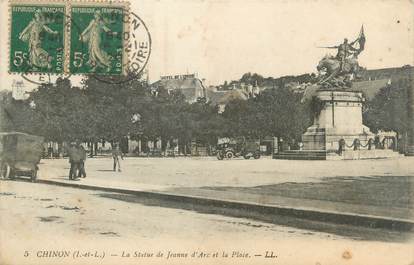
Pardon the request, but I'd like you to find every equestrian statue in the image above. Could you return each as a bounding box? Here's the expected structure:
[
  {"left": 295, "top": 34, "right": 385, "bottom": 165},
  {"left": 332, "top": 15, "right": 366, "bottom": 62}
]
[{"left": 316, "top": 26, "right": 366, "bottom": 88}]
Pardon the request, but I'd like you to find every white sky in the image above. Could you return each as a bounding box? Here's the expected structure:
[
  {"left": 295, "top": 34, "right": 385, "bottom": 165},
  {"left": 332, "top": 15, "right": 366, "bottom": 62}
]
[{"left": 0, "top": 0, "right": 413, "bottom": 90}]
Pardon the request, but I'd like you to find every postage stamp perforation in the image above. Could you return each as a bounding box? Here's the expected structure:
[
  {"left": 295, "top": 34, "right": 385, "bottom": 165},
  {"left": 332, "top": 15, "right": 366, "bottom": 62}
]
[
  {"left": 7, "top": 0, "right": 12, "bottom": 74},
  {"left": 64, "top": 0, "right": 71, "bottom": 74},
  {"left": 69, "top": 0, "right": 130, "bottom": 4}
]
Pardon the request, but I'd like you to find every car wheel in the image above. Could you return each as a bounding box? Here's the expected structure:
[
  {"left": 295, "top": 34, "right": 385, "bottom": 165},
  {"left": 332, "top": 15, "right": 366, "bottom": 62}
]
[
  {"left": 226, "top": 151, "right": 234, "bottom": 159},
  {"left": 2, "top": 163, "right": 15, "bottom": 179},
  {"left": 31, "top": 169, "right": 37, "bottom": 182},
  {"left": 0, "top": 163, "right": 10, "bottom": 179},
  {"left": 217, "top": 152, "right": 224, "bottom": 160}
]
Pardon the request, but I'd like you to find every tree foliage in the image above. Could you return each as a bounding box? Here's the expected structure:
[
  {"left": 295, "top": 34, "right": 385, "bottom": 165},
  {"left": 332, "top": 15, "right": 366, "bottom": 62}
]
[
  {"left": 222, "top": 87, "right": 312, "bottom": 140},
  {"left": 0, "top": 76, "right": 317, "bottom": 147},
  {"left": 363, "top": 79, "right": 410, "bottom": 135}
]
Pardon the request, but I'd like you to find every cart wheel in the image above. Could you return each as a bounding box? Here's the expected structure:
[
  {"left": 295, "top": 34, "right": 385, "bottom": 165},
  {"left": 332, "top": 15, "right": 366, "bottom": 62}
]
[
  {"left": 217, "top": 151, "right": 224, "bottom": 160},
  {"left": 31, "top": 169, "right": 37, "bottom": 182},
  {"left": 243, "top": 154, "right": 251, "bottom": 159},
  {"left": 254, "top": 153, "right": 261, "bottom": 159},
  {"left": 0, "top": 163, "right": 11, "bottom": 179},
  {"left": 225, "top": 151, "right": 234, "bottom": 159}
]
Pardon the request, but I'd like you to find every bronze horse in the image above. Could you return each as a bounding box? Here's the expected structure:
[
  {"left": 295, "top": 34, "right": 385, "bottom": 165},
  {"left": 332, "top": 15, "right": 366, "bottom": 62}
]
[{"left": 316, "top": 55, "right": 359, "bottom": 84}]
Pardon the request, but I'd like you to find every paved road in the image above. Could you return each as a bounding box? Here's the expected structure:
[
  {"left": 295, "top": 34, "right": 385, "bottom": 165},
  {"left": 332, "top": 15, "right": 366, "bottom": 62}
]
[
  {"left": 39, "top": 156, "right": 414, "bottom": 191},
  {"left": 37, "top": 157, "right": 414, "bottom": 230},
  {"left": 1, "top": 180, "right": 413, "bottom": 265}
]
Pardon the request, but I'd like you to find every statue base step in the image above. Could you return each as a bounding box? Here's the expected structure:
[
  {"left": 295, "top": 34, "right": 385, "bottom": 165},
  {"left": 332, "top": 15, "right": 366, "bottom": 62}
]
[
  {"left": 405, "top": 145, "right": 414, "bottom": 156},
  {"left": 273, "top": 149, "right": 402, "bottom": 160},
  {"left": 302, "top": 125, "right": 375, "bottom": 152}
]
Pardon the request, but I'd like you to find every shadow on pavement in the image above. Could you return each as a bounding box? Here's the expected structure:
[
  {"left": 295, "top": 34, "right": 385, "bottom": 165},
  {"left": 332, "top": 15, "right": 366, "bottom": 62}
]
[
  {"left": 200, "top": 175, "right": 414, "bottom": 210},
  {"left": 96, "top": 192, "right": 414, "bottom": 243}
]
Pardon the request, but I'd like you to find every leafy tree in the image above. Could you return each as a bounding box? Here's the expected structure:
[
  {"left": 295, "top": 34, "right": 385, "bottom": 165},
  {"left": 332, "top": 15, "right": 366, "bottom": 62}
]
[
  {"left": 82, "top": 75, "right": 149, "bottom": 143},
  {"left": 363, "top": 79, "right": 409, "bottom": 135},
  {"left": 222, "top": 86, "right": 312, "bottom": 141},
  {"left": 0, "top": 91, "right": 42, "bottom": 134},
  {"left": 26, "top": 78, "right": 91, "bottom": 142},
  {"left": 240, "top": 72, "right": 265, "bottom": 86},
  {"left": 1, "top": 71, "right": 319, "bottom": 155}
]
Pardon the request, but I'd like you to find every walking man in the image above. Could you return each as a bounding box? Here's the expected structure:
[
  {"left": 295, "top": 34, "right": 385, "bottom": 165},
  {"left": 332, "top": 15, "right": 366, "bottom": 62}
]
[
  {"left": 112, "top": 144, "right": 123, "bottom": 172},
  {"left": 68, "top": 143, "right": 76, "bottom": 180},
  {"left": 78, "top": 142, "right": 87, "bottom": 178}
]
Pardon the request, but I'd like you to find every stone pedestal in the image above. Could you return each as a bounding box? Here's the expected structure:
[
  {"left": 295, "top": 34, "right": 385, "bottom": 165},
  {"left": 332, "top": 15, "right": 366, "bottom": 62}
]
[{"left": 302, "top": 90, "right": 374, "bottom": 152}]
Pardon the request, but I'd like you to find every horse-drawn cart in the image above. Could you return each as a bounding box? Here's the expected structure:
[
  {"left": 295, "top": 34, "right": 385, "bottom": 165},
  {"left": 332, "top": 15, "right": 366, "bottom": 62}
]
[{"left": 0, "top": 132, "right": 44, "bottom": 182}]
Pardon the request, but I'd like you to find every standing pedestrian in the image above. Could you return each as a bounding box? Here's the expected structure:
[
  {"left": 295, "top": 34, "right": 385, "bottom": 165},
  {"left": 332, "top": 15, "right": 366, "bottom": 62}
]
[
  {"left": 112, "top": 144, "right": 123, "bottom": 172},
  {"left": 48, "top": 146, "right": 53, "bottom": 159},
  {"left": 68, "top": 142, "right": 82, "bottom": 180},
  {"left": 78, "top": 142, "right": 87, "bottom": 178},
  {"left": 67, "top": 143, "right": 76, "bottom": 180}
]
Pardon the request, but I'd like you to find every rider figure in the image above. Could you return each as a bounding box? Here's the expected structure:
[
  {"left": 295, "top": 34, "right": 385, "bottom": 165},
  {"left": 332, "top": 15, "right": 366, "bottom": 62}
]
[{"left": 326, "top": 38, "right": 358, "bottom": 72}]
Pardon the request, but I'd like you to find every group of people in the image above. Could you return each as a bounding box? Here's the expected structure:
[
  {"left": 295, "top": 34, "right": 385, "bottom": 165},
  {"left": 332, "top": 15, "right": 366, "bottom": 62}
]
[
  {"left": 67, "top": 141, "right": 87, "bottom": 180},
  {"left": 67, "top": 142, "right": 123, "bottom": 180}
]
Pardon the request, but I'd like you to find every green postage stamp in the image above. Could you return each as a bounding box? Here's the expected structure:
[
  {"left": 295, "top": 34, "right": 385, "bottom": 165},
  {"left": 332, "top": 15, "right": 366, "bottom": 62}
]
[
  {"left": 9, "top": 1, "right": 129, "bottom": 75},
  {"left": 9, "top": 2, "right": 66, "bottom": 74},
  {"left": 70, "top": 3, "right": 128, "bottom": 75}
]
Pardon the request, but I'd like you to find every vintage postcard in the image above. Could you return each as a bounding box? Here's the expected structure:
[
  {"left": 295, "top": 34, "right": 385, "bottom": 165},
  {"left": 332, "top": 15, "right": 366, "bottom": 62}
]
[{"left": 0, "top": 0, "right": 413, "bottom": 265}]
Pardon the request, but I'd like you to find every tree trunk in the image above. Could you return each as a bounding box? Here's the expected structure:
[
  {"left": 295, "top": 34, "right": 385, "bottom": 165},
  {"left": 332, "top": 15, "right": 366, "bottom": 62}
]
[
  {"left": 184, "top": 140, "right": 187, "bottom": 156},
  {"left": 94, "top": 142, "right": 98, "bottom": 156},
  {"left": 89, "top": 141, "right": 93, "bottom": 157},
  {"left": 138, "top": 138, "right": 142, "bottom": 155},
  {"left": 57, "top": 142, "right": 63, "bottom": 158}
]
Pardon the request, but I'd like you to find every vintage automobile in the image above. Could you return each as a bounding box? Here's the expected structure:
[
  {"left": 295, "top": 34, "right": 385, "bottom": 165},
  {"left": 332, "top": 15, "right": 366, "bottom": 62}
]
[
  {"left": 0, "top": 132, "right": 44, "bottom": 182},
  {"left": 216, "top": 138, "right": 261, "bottom": 160}
]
